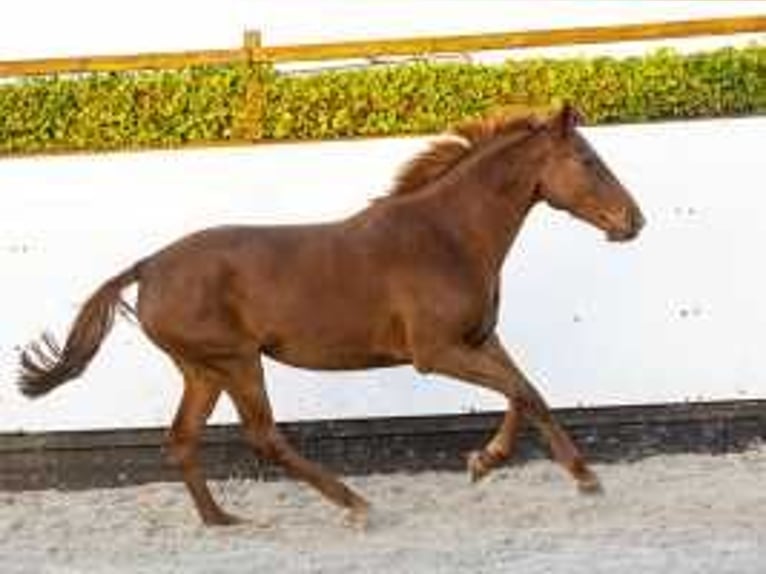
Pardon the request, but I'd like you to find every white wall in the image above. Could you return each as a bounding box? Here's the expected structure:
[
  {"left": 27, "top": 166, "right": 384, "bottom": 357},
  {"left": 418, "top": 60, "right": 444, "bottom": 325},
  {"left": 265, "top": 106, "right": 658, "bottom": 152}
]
[
  {"left": 1, "top": 117, "right": 765, "bottom": 432},
  {"left": 1, "top": 1, "right": 764, "bottom": 59}
]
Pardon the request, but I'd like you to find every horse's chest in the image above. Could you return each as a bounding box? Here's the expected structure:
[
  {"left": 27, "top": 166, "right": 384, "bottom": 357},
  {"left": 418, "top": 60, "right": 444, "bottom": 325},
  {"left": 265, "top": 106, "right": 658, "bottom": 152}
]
[{"left": 463, "top": 282, "right": 501, "bottom": 346}]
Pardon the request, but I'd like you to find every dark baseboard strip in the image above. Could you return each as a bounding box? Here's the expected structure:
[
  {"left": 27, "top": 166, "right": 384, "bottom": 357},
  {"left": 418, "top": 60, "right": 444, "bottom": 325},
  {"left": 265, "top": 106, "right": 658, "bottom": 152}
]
[{"left": 1, "top": 399, "right": 764, "bottom": 491}]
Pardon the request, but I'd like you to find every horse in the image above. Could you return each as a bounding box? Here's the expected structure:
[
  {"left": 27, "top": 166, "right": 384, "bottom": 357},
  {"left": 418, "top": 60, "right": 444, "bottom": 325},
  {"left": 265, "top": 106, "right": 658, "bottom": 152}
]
[{"left": 18, "top": 104, "right": 644, "bottom": 527}]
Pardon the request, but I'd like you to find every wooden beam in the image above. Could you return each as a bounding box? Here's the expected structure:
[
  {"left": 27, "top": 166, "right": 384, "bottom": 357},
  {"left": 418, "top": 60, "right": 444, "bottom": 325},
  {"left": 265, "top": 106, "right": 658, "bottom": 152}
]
[
  {"left": 0, "top": 48, "right": 244, "bottom": 78},
  {"left": 258, "top": 15, "right": 766, "bottom": 63},
  {"left": 0, "top": 15, "right": 764, "bottom": 78}
]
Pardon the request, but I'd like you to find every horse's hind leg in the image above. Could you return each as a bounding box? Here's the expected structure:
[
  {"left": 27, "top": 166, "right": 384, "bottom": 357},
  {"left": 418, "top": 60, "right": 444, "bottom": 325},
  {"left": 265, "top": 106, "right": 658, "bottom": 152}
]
[
  {"left": 167, "top": 362, "right": 240, "bottom": 526},
  {"left": 223, "top": 357, "right": 371, "bottom": 526}
]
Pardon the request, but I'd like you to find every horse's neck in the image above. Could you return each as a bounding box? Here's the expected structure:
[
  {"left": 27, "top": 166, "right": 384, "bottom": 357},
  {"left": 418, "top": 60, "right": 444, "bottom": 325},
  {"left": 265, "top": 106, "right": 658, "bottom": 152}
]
[{"left": 423, "top": 138, "right": 542, "bottom": 275}]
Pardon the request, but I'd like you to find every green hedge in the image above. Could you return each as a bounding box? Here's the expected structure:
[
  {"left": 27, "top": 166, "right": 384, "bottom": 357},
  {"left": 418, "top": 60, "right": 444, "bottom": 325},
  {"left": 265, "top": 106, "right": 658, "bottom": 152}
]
[
  {"left": 0, "top": 45, "right": 763, "bottom": 155},
  {"left": 0, "top": 66, "right": 263, "bottom": 154}
]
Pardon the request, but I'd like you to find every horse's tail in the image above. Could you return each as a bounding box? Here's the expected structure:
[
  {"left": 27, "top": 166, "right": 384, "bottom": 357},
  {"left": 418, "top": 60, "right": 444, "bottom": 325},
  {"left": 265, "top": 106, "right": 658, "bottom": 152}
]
[{"left": 18, "top": 261, "right": 143, "bottom": 399}]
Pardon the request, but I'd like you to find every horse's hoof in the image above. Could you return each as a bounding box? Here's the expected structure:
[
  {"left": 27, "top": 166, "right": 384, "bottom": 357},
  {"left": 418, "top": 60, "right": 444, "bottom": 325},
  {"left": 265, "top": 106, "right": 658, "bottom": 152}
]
[
  {"left": 204, "top": 511, "right": 246, "bottom": 527},
  {"left": 577, "top": 474, "right": 604, "bottom": 496},
  {"left": 344, "top": 502, "right": 371, "bottom": 532},
  {"left": 467, "top": 450, "right": 491, "bottom": 483}
]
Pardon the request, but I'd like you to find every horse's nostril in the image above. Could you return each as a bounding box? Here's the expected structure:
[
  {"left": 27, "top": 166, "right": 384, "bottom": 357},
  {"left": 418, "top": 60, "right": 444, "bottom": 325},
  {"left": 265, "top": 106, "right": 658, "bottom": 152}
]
[
  {"left": 633, "top": 210, "right": 646, "bottom": 232},
  {"left": 627, "top": 208, "right": 645, "bottom": 234},
  {"left": 610, "top": 208, "right": 644, "bottom": 241}
]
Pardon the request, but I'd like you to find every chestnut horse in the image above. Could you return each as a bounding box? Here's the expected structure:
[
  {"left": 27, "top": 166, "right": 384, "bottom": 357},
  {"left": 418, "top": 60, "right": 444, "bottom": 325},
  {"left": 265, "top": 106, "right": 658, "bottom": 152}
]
[{"left": 19, "top": 105, "right": 644, "bottom": 527}]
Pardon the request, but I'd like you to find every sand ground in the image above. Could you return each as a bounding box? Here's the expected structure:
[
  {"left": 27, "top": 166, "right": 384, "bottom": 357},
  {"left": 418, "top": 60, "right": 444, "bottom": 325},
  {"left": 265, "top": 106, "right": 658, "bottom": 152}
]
[{"left": 1, "top": 448, "right": 765, "bottom": 574}]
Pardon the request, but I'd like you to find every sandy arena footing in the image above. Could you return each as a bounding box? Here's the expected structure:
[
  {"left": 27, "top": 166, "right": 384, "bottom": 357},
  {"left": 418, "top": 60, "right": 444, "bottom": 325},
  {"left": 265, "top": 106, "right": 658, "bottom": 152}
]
[{"left": 1, "top": 447, "right": 765, "bottom": 574}]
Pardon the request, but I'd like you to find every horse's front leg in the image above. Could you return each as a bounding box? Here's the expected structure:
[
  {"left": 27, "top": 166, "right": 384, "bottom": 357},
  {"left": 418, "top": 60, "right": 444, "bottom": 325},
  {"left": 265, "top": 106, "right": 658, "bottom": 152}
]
[
  {"left": 467, "top": 402, "right": 520, "bottom": 483},
  {"left": 414, "top": 334, "right": 601, "bottom": 493}
]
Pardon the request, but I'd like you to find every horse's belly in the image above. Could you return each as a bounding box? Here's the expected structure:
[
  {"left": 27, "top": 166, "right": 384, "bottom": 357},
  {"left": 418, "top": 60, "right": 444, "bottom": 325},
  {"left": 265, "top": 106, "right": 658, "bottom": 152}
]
[
  {"left": 263, "top": 343, "right": 407, "bottom": 371},
  {"left": 258, "top": 312, "right": 409, "bottom": 371}
]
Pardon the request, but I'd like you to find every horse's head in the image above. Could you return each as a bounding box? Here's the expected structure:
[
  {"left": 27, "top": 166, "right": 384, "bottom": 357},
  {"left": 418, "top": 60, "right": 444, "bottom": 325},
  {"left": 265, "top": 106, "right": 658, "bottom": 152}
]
[{"left": 536, "top": 104, "right": 644, "bottom": 242}]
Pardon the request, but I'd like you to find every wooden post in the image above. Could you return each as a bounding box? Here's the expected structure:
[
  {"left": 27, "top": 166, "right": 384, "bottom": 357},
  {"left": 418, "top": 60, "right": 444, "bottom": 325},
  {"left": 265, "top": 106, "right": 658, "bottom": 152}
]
[
  {"left": 243, "top": 30, "right": 263, "bottom": 62},
  {"left": 233, "top": 30, "right": 265, "bottom": 142}
]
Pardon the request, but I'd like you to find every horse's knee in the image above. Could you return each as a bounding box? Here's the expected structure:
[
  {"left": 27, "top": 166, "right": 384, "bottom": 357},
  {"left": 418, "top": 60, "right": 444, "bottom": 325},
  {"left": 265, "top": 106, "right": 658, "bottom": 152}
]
[{"left": 514, "top": 393, "right": 552, "bottom": 423}]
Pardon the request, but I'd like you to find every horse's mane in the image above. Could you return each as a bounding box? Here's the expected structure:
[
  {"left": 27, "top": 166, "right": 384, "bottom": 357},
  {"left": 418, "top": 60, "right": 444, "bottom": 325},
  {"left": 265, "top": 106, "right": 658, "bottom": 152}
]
[{"left": 388, "top": 111, "right": 544, "bottom": 197}]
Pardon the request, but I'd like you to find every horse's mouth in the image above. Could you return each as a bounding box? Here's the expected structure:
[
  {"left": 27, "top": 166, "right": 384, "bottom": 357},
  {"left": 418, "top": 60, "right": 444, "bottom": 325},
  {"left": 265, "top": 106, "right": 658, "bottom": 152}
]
[
  {"left": 607, "top": 227, "right": 641, "bottom": 242},
  {"left": 607, "top": 209, "right": 645, "bottom": 242}
]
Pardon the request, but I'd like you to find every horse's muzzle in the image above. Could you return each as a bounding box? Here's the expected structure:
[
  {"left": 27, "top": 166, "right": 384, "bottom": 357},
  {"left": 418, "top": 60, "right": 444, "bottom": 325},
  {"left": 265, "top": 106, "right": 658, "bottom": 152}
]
[{"left": 608, "top": 207, "right": 645, "bottom": 242}]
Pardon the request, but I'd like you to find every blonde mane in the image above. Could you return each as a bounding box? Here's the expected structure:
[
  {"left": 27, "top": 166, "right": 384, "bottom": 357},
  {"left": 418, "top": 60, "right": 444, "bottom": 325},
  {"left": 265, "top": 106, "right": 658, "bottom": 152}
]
[{"left": 388, "top": 112, "right": 544, "bottom": 197}]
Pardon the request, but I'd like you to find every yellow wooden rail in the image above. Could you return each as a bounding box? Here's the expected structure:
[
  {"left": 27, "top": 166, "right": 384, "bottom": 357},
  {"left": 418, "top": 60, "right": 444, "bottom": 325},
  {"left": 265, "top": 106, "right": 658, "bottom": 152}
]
[
  {"left": 261, "top": 15, "right": 766, "bottom": 62},
  {"left": 0, "top": 15, "right": 764, "bottom": 78}
]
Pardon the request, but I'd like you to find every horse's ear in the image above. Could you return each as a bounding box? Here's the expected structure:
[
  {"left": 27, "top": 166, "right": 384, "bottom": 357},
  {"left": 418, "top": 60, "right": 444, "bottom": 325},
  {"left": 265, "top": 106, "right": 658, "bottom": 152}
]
[{"left": 556, "top": 103, "right": 584, "bottom": 138}]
